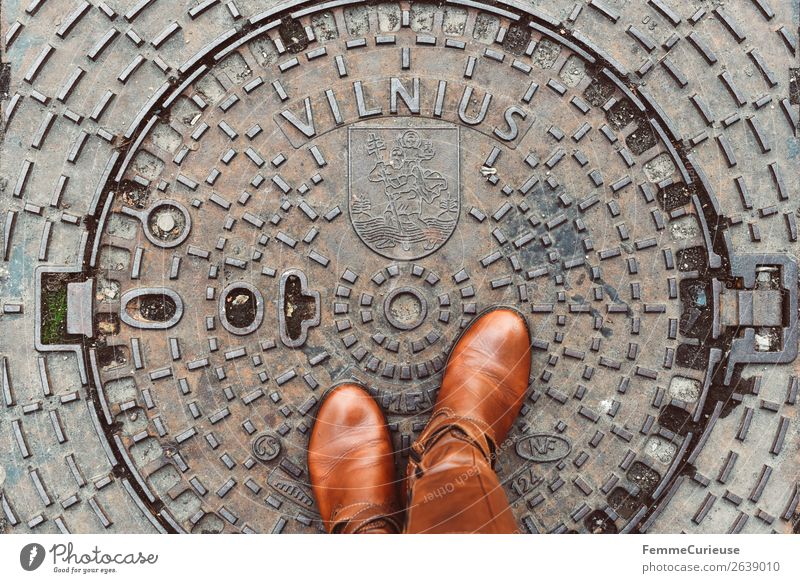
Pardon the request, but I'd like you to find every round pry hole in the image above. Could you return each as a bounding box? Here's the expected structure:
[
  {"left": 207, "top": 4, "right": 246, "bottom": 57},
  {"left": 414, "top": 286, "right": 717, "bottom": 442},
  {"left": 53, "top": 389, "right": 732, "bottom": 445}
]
[
  {"left": 119, "top": 288, "right": 184, "bottom": 330},
  {"left": 219, "top": 282, "right": 264, "bottom": 336},
  {"left": 225, "top": 287, "right": 257, "bottom": 329},
  {"left": 128, "top": 293, "right": 177, "bottom": 323},
  {"left": 144, "top": 201, "right": 190, "bottom": 248}
]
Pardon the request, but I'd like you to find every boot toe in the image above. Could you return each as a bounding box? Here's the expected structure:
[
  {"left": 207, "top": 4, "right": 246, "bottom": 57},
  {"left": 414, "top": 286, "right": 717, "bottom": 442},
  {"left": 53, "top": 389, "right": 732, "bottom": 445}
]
[
  {"left": 474, "top": 308, "right": 531, "bottom": 348},
  {"left": 436, "top": 307, "right": 532, "bottom": 445},
  {"left": 308, "top": 383, "right": 400, "bottom": 532},
  {"left": 315, "top": 384, "right": 382, "bottom": 434}
]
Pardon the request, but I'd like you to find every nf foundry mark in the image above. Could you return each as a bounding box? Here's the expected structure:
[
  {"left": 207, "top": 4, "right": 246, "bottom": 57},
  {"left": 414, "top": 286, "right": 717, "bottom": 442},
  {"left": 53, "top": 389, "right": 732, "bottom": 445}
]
[
  {"left": 349, "top": 127, "right": 460, "bottom": 260},
  {"left": 515, "top": 433, "right": 572, "bottom": 463}
]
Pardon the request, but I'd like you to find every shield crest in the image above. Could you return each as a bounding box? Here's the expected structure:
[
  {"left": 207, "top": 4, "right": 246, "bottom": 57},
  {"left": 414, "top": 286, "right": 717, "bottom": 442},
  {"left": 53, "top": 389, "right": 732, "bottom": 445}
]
[{"left": 348, "top": 125, "right": 460, "bottom": 260}]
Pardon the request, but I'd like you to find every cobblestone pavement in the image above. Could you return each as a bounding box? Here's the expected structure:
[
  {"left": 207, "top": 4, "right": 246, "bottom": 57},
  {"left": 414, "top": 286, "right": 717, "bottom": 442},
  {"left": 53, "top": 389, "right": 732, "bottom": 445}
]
[{"left": 1, "top": 0, "right": 798, "bottom": 534}]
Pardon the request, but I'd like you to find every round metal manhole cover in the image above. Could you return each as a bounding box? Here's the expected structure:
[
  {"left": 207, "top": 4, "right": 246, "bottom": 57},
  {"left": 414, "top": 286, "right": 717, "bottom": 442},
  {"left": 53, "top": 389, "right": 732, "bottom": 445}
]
[{"left": 82, "top": 1, "right": 755, "bottom": 534}]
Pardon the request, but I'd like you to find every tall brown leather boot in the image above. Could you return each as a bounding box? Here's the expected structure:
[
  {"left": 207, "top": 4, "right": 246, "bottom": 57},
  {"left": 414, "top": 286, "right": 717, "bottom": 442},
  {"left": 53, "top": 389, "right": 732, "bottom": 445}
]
[
  {"left": 308, "top": 383, "right": 402, "bottom": 533},
  {"left": 405, "top": 308, "right": 531, "bottom": 533}
]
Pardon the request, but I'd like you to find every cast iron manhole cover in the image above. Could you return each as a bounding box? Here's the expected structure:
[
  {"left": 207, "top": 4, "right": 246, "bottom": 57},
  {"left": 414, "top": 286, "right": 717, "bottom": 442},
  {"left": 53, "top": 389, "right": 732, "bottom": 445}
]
[{"left": 1, "top": 0, "right": 798, "bottom": 535}]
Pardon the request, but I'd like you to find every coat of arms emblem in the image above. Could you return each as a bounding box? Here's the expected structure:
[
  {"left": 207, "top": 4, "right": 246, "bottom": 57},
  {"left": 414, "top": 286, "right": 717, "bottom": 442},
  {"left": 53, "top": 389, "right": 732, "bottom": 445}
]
[{"left": 348, "top": 126, "right": 460, "bottom": 260}]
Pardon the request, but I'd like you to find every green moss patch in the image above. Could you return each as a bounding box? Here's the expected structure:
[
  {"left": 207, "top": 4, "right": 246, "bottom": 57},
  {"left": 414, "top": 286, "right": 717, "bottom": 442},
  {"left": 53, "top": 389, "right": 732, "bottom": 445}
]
[{"left": 41, "top": 286, "right": 69, "bottom": 344}]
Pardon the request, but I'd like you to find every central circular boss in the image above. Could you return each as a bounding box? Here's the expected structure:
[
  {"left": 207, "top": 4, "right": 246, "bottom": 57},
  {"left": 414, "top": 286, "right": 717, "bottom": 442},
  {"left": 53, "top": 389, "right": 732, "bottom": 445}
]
[{"left": 383, "top": 286, "right": 428, "bottom": 331}]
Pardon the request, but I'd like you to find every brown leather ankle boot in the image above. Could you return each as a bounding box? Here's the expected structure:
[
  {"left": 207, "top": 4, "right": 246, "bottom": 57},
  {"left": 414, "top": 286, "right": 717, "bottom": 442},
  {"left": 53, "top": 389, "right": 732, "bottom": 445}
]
[
  {"left": 405, "top": 308, "right": 531, "bottom": 533},
  {"left": 308, "top": 383, "right": 402, "bottom": 533}
]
